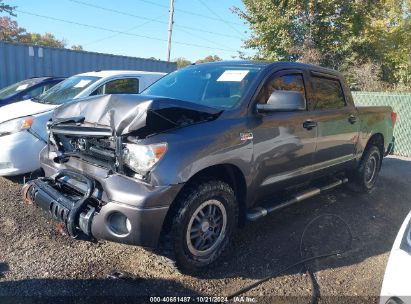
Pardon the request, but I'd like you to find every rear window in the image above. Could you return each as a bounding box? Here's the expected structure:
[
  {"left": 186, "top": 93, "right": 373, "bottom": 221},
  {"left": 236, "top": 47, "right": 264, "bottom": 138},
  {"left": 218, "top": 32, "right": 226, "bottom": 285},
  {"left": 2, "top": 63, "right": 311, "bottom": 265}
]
[{"left": 311, "top": 77, "right": 345, "bottom": 110}]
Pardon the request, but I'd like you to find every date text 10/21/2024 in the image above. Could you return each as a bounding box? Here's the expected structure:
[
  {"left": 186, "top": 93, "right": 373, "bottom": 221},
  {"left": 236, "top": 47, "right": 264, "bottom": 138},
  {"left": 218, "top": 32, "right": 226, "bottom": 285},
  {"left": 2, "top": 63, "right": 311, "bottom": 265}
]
[{"left": 149, "top": 296, "right": 257, "bottom": 303}]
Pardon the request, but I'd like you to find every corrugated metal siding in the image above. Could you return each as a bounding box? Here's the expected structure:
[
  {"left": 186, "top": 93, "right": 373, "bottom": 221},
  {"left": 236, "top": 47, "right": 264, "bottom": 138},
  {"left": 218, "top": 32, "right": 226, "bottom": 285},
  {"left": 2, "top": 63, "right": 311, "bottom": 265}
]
[
  {"left": 352, "top": 92, "right": 411, "bottom": 157},
  {"left": 0, "top": 41, "right": 176, "bottom": 88}
]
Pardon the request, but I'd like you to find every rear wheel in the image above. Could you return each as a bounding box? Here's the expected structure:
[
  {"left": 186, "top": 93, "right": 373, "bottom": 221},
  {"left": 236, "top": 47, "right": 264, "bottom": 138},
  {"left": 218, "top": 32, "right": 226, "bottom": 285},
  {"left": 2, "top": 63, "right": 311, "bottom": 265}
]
[
  {"left": 171, "top": 180, "right": 238, "bottom": 274},
  {"left": 350, "top": 145, "right": 382, "bottom": 193}
]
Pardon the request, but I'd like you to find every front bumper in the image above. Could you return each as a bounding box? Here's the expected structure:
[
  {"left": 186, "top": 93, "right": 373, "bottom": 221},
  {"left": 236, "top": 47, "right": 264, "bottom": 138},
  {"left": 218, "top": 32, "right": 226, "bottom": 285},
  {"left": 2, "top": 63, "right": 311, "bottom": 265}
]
[
  {"left": 23, "top": 167, "right": 183, "bottom": 248},
  {"left": 0, "top": 130, "right": 45, "bottom": 176}
]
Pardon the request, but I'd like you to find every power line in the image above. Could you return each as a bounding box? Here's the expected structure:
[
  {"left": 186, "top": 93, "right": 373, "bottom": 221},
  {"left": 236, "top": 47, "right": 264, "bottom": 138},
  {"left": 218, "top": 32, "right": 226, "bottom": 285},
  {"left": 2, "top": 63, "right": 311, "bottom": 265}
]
[
  {"left": 177, "top": 27, "right": 237, "bottom": 52},
  {"left": 134, "top": 0, "right": 244, "bottom": 26},
  {"left": 84, "top": 15, "right": 166, "bottom": 47},
  {"left": 67, "top": 0, "right": 242, "bottom": 40},
  {"left": 15, "top": 9, "right": 238, "bottom": 54},
  {"left": 197, "top": 0, "right": 245, "bottom": 37}
]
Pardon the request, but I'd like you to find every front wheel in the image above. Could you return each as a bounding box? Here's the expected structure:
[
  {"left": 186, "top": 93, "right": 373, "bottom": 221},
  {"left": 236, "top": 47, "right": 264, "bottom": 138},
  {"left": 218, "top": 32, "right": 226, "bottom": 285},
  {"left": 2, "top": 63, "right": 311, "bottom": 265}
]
[
  {"left": 350, "top": 145, "right": 382, "bottom": 193},
  {"left": 171, "top": 180, "right": 238, "bottom": 274}
]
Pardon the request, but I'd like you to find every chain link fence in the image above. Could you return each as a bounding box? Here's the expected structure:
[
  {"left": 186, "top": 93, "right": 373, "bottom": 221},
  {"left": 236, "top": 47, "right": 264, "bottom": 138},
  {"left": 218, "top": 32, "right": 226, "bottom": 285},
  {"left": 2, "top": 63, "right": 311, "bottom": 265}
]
[{"left": 352, "top": 92, "right": 411, "bottom": 157}]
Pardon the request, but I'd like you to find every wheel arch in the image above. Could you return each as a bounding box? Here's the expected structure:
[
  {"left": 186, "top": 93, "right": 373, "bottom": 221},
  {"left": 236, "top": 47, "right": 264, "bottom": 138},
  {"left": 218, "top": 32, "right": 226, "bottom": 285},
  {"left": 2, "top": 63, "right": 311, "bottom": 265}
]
[
  {"left": 160, "top": 163, "right": 247, "bottom": 241},
  {"left": 365, "top": 133, "right": 384, "bottom": 161}
]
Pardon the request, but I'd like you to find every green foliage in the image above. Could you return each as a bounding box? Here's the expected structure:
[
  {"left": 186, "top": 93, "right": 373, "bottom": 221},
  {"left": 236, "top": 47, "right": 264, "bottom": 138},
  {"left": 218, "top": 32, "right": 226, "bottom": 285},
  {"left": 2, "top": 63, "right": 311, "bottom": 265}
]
[
  {"left": 0, "top": 0, "right": 15, "bottom": 16},
  {"left": 195, "top": 55, "right": 223, "bottom": 64},
  {"left": 27, "top": 32, "right": 66, "bottom": 48},
  {"left": 175, "top": 57, "right": 192, "bottom": 68},
  {"left": 71, "top": 45, "right": 84, "bottom": 51},
  {"left": 174, "top": 56, "right": 223, "bottom": 68},
  {"left": 234, "top": 0, "right": 411, "bottom": 91}
]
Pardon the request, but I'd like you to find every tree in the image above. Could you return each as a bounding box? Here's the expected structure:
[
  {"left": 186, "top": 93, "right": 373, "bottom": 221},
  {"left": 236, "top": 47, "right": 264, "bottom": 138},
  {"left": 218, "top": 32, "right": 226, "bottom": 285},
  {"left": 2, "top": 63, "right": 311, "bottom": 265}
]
[
  {"left": 0, "top": 16, "right": 26, "bottom": 42},
  {"left": 233, "top": 1, "right": 381, "bottom": 66},
  {"left": 0, "top": 16, "right": 82, "bottom": 50},
  {"left": 0, "top": 0, "right": 15, "bottom": 16},
  {"left": 175, "top": 57, "right": 191, "bottom": 68},
  {"left": 71, "top": 45, "right": 84, "bottom": 51},
  {"left": 29, "top": 32, "right": 66, "bottom": 48},
  {"left": 195, "top": 55, "right": 222, "bottom": 64},
  {"left": 234, "top": 0, "right": 411, "bottom": 90}
]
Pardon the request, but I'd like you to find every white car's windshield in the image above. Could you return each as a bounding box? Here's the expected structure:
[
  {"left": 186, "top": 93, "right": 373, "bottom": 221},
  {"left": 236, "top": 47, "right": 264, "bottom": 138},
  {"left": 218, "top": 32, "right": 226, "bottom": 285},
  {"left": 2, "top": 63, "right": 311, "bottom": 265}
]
[
  {"left": 34, "top": 76, "right": 100, "bottom": 105},
  {"left": 141, "top": 65, "right": 261, "bottom": 109}
]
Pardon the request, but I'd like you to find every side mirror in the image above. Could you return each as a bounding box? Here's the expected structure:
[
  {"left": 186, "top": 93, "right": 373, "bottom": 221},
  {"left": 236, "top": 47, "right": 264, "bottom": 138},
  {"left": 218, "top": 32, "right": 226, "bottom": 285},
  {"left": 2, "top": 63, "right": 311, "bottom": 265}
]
[
  {"left": 256, "top": 90, "right": 306, "bottom": 113},
  {"left": 22, "top": 94, "right": 31, "bottom": 100}
]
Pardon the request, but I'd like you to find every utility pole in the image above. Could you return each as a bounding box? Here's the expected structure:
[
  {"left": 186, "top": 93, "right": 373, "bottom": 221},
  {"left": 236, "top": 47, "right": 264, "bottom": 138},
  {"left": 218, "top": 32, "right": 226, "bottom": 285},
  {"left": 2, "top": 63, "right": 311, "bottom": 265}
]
[{"left": 166, "top": 0, "right": 174, "bottom": 62}]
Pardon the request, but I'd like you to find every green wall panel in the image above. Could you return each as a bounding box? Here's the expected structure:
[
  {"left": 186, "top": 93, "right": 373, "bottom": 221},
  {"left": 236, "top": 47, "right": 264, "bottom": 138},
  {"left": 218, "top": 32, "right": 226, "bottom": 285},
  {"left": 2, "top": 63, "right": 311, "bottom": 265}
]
[{"left": 353, "top": 92, "right": 411, "bottom": 157}]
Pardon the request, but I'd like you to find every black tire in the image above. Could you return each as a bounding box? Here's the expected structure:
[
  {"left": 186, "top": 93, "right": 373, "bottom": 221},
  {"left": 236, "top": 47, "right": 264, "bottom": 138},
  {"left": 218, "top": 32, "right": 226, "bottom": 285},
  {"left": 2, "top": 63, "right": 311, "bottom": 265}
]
[
  {"left": 350, "top": 145, "right": 382, "bottom": 193},
  {"left": 171, "top": 180, "right": 238, "bottom": 274}
]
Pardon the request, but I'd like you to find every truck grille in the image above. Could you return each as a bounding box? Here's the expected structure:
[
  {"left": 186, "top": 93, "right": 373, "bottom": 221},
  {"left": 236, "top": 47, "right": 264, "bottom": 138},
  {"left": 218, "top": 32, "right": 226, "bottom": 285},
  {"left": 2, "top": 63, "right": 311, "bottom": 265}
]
[
  {"left": 72, "top": 137, "right": 116, "bottom": 163},
  {"left": 51, "top": 125, "right": 117, "bottom": 170}
]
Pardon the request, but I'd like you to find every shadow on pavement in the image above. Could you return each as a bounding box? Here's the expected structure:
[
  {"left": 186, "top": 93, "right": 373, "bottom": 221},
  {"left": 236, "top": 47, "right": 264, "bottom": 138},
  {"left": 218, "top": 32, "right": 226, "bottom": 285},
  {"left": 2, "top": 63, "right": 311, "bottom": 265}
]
[{"left": 192, "top": 157, "right": 411, "bottom": 280}]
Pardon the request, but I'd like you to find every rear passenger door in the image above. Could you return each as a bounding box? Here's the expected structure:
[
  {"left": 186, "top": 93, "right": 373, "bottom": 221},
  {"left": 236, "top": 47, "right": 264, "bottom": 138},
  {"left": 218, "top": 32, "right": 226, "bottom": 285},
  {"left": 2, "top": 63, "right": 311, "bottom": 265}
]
[{"left": 308, "top": 72, "right": 359, "bottom": 169}]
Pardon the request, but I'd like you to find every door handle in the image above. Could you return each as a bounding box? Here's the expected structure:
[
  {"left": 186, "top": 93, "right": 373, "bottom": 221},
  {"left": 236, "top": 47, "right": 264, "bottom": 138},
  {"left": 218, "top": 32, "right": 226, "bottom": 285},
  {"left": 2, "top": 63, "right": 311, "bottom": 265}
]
[
  {"left": 348, "top": 115, "right": 357, "bottom": 124},
  {"left": 303, "top": 120, "right": 317, "bottom": 130}
]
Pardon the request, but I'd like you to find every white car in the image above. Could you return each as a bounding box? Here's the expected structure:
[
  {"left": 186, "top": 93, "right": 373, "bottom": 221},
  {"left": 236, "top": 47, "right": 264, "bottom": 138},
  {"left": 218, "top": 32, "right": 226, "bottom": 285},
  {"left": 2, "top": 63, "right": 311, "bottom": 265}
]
[
  {"left": 0, "top": 70, "right": 165, "bottom": 176},
  {"left": 380, "top": 210, "right": 411, "bottom": 304}
]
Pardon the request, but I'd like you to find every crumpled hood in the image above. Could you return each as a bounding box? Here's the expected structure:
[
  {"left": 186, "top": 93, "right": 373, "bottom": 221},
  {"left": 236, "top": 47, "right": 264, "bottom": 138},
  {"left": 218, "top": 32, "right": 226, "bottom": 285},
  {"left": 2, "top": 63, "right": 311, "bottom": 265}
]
[
  {"left": 0, "top": 99, "right": 57, "bottom": 123},
  {"left": 52, "top": 94, "right": 222, "bottom": 136}
]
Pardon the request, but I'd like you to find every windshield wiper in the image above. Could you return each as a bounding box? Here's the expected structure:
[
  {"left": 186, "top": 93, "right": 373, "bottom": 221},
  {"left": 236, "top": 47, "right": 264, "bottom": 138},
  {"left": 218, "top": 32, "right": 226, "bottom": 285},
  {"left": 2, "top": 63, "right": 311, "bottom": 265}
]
[{"left": 31, "top": 96, "right": 45, "bottom": 103}]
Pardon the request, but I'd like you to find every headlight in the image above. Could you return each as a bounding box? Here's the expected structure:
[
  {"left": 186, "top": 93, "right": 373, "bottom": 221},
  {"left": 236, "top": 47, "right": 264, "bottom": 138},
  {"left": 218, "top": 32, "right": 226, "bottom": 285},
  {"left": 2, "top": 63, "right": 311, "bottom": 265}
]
[
  {"left": 400, "top": 217, "right": 411, "bottom": 254},
  {"left": 0, "top": 116, "right": 34, "bottom": 136},
  {"left": 122, "top": 143, "right": 167, "bottom": 175}
]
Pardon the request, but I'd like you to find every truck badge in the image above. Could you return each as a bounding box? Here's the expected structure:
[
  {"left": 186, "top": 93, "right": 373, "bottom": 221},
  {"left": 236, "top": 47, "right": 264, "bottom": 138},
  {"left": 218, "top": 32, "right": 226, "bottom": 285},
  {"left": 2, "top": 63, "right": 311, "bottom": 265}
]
[{"left": 240, "top": 132, "right": 253, "bottom": 141}]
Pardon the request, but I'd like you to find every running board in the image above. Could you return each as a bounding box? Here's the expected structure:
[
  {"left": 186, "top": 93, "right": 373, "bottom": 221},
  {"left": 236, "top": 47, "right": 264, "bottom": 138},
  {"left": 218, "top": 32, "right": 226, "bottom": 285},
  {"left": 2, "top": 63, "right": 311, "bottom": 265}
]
[{"left": 246, "top": 178, "right": 348, "bottom": 221}]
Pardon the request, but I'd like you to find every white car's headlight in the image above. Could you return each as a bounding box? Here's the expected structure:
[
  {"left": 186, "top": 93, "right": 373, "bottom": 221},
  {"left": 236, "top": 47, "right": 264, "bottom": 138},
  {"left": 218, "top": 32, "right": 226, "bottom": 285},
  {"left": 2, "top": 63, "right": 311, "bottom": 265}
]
[
  {"left": 122, "top": 143, "right": 167, "bottom": 175},
  {"left": 0, "top": 116, "right": 34, "bottom": 136}
]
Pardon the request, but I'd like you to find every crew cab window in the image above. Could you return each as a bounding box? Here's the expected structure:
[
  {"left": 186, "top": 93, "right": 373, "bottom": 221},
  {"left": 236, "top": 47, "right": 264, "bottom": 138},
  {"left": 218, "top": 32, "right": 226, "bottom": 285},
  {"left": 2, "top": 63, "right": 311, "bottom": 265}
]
[
  {"left": 311, "top": 77, "right": 345, "bottom": 110},
  {"left": 92, "top": 78, "right": 139, "bottom": 95},
  {"left": 258, "top": 74, "right": 306, "bottom": 104}
]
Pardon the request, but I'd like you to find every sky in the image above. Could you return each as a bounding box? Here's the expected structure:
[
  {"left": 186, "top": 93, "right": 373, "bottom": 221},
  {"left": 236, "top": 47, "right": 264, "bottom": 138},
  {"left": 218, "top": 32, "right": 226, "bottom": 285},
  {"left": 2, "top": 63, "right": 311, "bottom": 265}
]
[{"left": 4, "top": 0, "right": 254, "bottom": 62}]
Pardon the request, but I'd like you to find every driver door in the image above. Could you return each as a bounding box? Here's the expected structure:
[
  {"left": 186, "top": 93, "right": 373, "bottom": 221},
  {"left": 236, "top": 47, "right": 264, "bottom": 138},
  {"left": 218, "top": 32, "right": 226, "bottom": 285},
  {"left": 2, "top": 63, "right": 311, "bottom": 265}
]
[{"left": 251, "top": 69, "right": 317, "bottom": 197}]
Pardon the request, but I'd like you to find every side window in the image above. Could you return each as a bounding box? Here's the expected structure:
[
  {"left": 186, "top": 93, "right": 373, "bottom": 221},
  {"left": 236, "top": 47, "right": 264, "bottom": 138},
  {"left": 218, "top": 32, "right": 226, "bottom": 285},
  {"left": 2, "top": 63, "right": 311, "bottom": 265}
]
[
  {"left": 92, "top": 78, "right": 140, "bottom": 96},
  {"left": 258, "top": 74, "right": 306, "bottom": 104},
  {"left": 311, "top": 77, "right": 345, "bottom": 110}
]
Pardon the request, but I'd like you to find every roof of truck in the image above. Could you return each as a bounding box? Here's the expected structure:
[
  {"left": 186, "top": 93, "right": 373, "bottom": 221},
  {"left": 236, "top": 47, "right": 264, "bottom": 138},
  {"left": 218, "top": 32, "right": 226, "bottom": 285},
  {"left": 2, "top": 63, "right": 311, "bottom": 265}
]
[
  {"left": 195, "top": 60, "right": 341, "bottom": 77},
  {"left": 77, "top": 70, "right": 167, "bottom": 78}
]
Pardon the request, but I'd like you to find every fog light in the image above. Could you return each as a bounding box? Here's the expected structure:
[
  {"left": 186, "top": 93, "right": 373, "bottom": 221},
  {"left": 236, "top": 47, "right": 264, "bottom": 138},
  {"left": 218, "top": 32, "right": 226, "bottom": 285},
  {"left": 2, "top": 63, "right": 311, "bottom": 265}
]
[{"left": 107, "top": 212, "right": 131, "bottom": 236}]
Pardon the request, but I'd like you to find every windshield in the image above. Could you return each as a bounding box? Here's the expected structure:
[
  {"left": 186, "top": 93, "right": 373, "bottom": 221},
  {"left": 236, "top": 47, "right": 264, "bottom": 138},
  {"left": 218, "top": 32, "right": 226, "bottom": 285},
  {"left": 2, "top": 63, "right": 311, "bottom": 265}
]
[
  {"left": 0, "top": 79, "right": 39, "bottom": 99},
  {"left": 35, "top": 75, "right": 100, "bottom": 105},
  {"left": 141, "top": 65, "right": 261, "bottom": 109}
]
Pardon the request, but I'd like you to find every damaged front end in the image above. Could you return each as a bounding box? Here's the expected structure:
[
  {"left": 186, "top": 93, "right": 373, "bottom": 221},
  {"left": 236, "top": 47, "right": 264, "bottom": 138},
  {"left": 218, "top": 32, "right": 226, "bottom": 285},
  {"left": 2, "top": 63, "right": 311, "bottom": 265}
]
[
  {"left": 22, "top": 94, "right": 221, "bottom": 241},
  {"left": 48, "top": 94, "right": 221, "bottom": 178}
]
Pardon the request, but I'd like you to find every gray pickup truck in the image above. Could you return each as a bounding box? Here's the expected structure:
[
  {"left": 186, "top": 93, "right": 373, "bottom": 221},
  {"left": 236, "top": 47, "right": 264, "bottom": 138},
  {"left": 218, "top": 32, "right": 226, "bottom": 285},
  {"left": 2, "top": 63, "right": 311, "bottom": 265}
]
[{"left": 23, "top": 61, "right": 396, "bottom": 273}]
